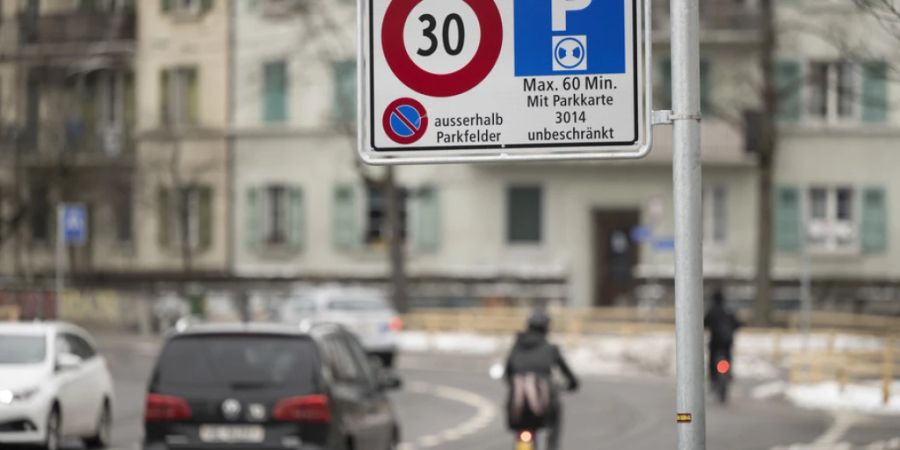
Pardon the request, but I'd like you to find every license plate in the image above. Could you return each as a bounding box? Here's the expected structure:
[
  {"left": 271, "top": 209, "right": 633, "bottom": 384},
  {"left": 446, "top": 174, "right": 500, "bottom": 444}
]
[
  {"left": 199, "top": 425, "right": 265, "bottom": 443},
  {"left": 516, "top": 441, "right": 535, "bottom": 450}
]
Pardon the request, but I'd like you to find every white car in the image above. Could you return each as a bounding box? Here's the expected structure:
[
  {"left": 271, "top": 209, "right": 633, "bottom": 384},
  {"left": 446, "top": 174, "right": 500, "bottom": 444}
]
[
  {"left": 0, "top": 322, "right": 114, "bottom": 450},
  {"left": 279, "top": 286, "right": 402, "bottom": 367}
]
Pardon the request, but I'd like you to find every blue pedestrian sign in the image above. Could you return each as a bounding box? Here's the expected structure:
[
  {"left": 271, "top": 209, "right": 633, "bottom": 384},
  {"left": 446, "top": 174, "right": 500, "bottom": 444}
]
[{"left": 62, "top": 204, "right": 87, "bottom": 246}]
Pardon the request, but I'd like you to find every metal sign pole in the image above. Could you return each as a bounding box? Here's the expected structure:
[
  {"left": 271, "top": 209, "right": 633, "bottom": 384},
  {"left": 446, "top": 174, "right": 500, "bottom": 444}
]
[
  {"left": 670, "top": 0, "right": 706, "bottom": 447},
  {"left": 53, "top": 204, "right": 64, "bottom": 321}
]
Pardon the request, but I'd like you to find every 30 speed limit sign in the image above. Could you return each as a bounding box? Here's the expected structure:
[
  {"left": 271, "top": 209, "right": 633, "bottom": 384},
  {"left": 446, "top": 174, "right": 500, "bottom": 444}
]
[{"left": 358, "top": 0, "right": 652, "bottom": 164}]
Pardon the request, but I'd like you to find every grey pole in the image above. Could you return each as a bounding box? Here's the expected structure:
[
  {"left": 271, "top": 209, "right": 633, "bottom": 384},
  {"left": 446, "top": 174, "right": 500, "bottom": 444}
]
[
  {"left": 801, "top": 218, "right": 812, "bottom": 350},
  {"left": 670, "top": 0, "right": 706, "bottom": 447},
  {"left": 53, "top": 204, "right": 64, "bottom": 321}
]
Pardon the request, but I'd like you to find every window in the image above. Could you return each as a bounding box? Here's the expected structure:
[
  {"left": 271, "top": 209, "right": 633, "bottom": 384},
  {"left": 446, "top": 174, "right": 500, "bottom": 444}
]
[
  {"left": 30, "top": 185, "right": 50, "bottom": 244},
  {"left": 160, "top": 67, "right": 198, "bottom": 127},
  {"left": 264, "top": 185, "right": 288, "bottom": 245},
  {"left": 704, "top": 185, "right": 727, "bottom": 244},
  {"left": 263, "top": 60, "right": 288, "bottom": 123},
  {"left": 0, "top": 334, "right": 46, "bottom": 364},
  {"left": 162, "top": 0, "right": 210, "bottom": 16},
  {"left": 805, "top": 61, "right": 858, "bottom": 123},
  {"left": 806, "top": 186, "right": 857, "bottom": 252},
  {"left": 334, "top": 61, "right": 357, "bottom": 124},
  {"left": 63, "top": 334, "right": 97, "bottom": 360},
  {"left": 322, "top": 336, "right": 363, "bottom": 383},
  {"left": 507, "top": 185, "right": 542, "bottom": 243},
  {"left": 115, "top": 185, "right": 133, "bottom": 244},
  {"left": 365, "top": 184, "right": 408, "bottom": 246},
  {"left": 159, "top": 185, "right": 212, "bottom": 252}
]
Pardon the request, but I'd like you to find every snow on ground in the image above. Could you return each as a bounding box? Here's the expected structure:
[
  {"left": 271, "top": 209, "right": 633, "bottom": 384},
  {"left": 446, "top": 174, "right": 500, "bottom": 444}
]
[{"left": 784, "top": 382, "right": 900, "bottom": 416}]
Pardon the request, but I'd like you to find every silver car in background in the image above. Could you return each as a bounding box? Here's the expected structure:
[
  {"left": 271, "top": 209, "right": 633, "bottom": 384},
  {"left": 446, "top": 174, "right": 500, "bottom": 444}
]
[{"left": 279, "top": 286, "right": 402, "bottom": 367}]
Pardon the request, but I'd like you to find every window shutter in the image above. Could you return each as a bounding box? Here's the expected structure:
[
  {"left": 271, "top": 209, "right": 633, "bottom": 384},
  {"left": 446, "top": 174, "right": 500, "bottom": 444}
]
[
  {"left": 333, "top": 184, "right": 358, "bottom": 250},
  {"left": 333, "top": 61, "right": 357, "bottom": 124},
  {"left": 657, "top": 57, "right": 672, "bottom": 110},
  {"left": 775, "top": 60, "right": 802, "bottom": 122},
  {"left": 775, "top": 186, "right": 801, "bottom": 252},
  {"left": 198, "top": 187, "right": 213, "bottom": 252},
  {"left": 861, "top": 188, "right": 888, "bottom": 254},
  {"left": 160, "top": 70, "right": 170, "bottom": 126},
  {"left": 415, "top": 187, "right": 441, "bottom": 252},
  {"left": 186, "top": 69, "right": 199, "bottom": 125},
  {"left": 288, "top": 187, "right": 305, "bottom": 252},
  {"left": 862, "top": 61, "right": 888, "bottom": 123},
  {"left": 245, "top": 187, "right": 261, "bottom": 251},
  {"left": 263, "top": 61, "right": 288, "bottom": 123},
  {"left": 162, "top": 0, "right": 173, "bottom": 12},
  {"left": 158, "top": 188, "right": 171, "bottom": 249},
  {"left": 201, "top": 0, "right": 213, "bottom": 13},
  {"left": 700, "top": 58, "right": 711, "bottom": 115}
]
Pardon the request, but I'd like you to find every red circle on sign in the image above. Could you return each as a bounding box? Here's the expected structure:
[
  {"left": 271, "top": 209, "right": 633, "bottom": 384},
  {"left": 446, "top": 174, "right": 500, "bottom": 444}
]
[
  {"left": 382, "top": 0, "right": 503, "bottom": 98},
  {"left": 383, "top": 98, "right": 429, "bottom": 144}
]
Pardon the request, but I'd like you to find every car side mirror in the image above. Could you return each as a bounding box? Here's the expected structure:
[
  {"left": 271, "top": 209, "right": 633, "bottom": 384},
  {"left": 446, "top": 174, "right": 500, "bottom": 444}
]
[
  {"left": 56, "top": 353, "right": 82, "bottom": 372},
  {"left": 368, "top": 355, "right": 403, "bottom": 391}
]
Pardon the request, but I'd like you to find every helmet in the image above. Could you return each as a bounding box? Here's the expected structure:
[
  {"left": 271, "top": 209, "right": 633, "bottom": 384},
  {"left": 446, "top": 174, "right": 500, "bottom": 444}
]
[{"left": 526, "top": 309, "right": 551, "bottom": 333}]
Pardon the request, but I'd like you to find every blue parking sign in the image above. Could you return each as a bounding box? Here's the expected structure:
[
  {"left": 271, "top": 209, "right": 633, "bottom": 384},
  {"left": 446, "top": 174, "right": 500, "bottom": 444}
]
[
  {"left": 62, "top": 204, "right": 87, "bottom": 246},
  {"left": 514, "top": 0, "right": 627, "bottom": 77}
]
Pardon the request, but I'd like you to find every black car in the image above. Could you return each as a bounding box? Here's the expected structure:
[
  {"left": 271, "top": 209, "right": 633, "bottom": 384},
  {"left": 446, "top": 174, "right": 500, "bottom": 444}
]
[{"left": 143, "top": 323, "right": 401, "bottom": 450}]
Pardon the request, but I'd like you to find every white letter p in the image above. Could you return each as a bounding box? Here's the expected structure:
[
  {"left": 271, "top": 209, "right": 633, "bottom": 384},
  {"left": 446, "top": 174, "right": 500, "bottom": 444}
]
[{"left": 552, "top": 0, "right": 592, "bottom": 32}]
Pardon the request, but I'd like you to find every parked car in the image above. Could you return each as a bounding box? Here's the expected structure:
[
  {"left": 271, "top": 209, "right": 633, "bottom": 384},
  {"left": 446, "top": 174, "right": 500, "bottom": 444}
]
[
  {"left": 144, "top": 322, "right": 401, "bottom": 450},
  {"left": 279, "top": 287, "right": 402, "bottom": 367},
  {"left": 0, "top": 322, "right": 114, "bottom": 450}
]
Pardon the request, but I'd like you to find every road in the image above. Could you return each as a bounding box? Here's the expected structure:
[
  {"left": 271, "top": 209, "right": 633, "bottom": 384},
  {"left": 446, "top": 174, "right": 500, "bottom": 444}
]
[{"left": 40, "top": 335, "right": 900, "bottom": 450}]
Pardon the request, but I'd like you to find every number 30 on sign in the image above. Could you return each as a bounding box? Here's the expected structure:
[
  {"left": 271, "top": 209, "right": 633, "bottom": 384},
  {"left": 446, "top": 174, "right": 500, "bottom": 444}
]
[{"left": 358, "top": 0, "right": 653, "bottom": 165}]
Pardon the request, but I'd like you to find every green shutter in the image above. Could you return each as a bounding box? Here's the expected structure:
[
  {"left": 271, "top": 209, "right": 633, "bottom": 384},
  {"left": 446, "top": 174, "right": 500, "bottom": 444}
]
[
  {"left": 658, "top": 57, "right": 672, "bottom": 110},
  {"left": 245, "top": 187, "right": 261, "bottom": 251},
  {"left": 333, "top": 61, "right": 357, "bottom": 124},
  {"left": 415, "top": 187, "right": 440, "bottom": 252},
  {"left": 162, "top": 0, "right": 173, "bottom": 12},
  {"left": 700, "top": 58, "right": 711, "bottom": 115},
  {"left": 333, "top": 184, "right": 358, "bottom": 250},
  {"left": 160, "top": 70, "right": 170, "bottom": 126},
  {"left": 158, "top": 188, "right": 171, "bottom": 248},
  {"left": 862, "top": 61, "right": 888, "bottom": 123},
  {"left": 861, "top": 188, "right": 888, "bottom": 254},
  {"left": 201, "top": 0, "right": 213, "bottom": 13},
  {"left": 775, "top": 60, "right": 802, "bottom": 122},
  {"left": 263, "top": 61, "right": 288, "bottom": 123},
  {"left": 288, "top": 187, "right": 305, "bottom": 252},
  {"left": 186, "top": 68, "right": 199, "bottom": 125},
  {"left": 775, "top": 186, "right": 801, "bottom": 252},
  {"left": 198, "top": 187, "right": 213, "bottom": 252}
]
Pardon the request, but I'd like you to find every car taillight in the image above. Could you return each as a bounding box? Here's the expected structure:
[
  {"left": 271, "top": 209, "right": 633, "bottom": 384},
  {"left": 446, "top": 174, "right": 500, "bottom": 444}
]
[
  {"left": 389, "top": 317, "right": 403, "bottom": 332},
  {"left": 716, "top": 360, "right": 731, "bottom": 375},
  {"left": 145, "top": 394, "right": 192, "bottom": 422},
  {"left": 272, "top": 395, "right": 332, "bottom": 423},
  {"left": 519, "top": 430, "right": 534, "bottom": 443}
]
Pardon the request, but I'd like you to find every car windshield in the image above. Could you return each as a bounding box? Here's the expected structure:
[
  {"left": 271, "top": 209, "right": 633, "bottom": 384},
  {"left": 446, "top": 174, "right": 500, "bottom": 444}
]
[
  {"left": 0, "top": 334, "right": 47, "bottom": 364},
  {"left": 328, "top": 298, "right": 389, "bottom": 312},
  {"left": 156, "top": 335, "right": 319, "bottom": 390}
]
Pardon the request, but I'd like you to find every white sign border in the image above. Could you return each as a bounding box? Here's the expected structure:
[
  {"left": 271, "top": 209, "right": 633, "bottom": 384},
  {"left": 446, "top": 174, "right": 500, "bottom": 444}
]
[{"left": 357, "top": 0, "right": 654, "bottom": 165}]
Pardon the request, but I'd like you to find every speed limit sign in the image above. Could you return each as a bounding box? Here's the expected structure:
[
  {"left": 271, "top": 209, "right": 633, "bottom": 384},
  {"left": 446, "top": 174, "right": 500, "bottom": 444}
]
[{"left": 359, "top": 0, "right": 653, "bottom": 165}]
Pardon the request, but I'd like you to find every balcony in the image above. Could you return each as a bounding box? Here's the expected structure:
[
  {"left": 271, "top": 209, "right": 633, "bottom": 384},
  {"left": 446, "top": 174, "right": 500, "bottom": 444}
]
[
  {"left": 18, "top": 11, "right": 136, "bottom": 53},
  {"left": 652, "top": 0, "right": 761, "bottom": 43},
  {"left": 15, "top": 121, "right": 135, "bottom": 166}
]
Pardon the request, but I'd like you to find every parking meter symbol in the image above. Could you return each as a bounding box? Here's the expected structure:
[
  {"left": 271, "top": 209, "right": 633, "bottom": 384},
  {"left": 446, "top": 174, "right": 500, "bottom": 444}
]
[{"left": 553, "top": 35, "right": 587, "bottom": 71}]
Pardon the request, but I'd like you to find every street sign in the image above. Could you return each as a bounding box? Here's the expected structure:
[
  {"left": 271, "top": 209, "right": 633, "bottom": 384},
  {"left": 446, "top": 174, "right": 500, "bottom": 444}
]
[
  {"left": 61, "top": 204, "right": 87, "bottom": 246},
  {"left": 359, "top": 0, "right": 652, "bottom": 164}
]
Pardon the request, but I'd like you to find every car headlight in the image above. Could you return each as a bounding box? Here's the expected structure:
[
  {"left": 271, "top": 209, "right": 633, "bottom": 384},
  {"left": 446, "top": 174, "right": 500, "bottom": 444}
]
[{"left": 0, "top": 388, "right": 39, "bottom": 405}]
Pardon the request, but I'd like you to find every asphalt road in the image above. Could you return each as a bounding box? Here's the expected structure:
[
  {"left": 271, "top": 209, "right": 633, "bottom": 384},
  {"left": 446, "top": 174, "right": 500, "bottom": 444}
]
[{"left": 34, "top": 334, "right": 899, "bottom": 450}]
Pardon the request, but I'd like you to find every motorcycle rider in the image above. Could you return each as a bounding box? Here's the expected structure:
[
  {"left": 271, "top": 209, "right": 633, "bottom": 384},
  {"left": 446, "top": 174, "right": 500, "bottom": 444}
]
[
  {"left": 504, "top": 309, "right": 579, "bottom": 450},
  {"left": 703, "top": 289, "right": 741, "bottom": 380}
]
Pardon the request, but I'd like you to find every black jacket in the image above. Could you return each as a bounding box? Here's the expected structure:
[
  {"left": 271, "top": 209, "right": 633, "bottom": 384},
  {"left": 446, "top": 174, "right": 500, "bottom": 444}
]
[
  {"left": 704, "top": 304, "right": 741, "bottom": 348},
  {"left": 504, "top": 331, "right": 579, "bottom": 390}
]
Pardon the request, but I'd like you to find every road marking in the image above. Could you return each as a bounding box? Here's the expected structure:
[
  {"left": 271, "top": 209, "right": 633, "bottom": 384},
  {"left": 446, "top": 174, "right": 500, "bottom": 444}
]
[
  {"left": 769, "top": 412, "right": 877, "bottom": 450},
  {"left": 400, "top": 382, "right": 497, "bottom": 450}
]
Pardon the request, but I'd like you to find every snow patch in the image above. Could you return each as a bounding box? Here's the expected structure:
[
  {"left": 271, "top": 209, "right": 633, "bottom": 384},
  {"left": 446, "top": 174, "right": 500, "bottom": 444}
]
[{"left": 785, "top": 382, "right": 900, "bottom": 416}]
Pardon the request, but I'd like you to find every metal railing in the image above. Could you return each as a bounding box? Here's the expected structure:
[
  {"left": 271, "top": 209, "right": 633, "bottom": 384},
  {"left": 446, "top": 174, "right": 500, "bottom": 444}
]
[{"left": 19, "top": 11, "right": 136, "bottom": 45}]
